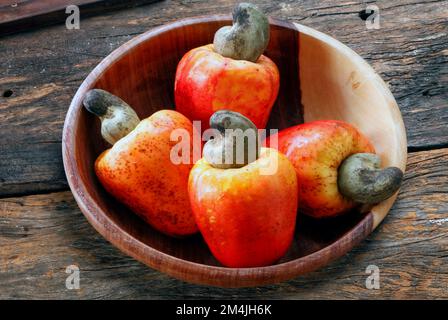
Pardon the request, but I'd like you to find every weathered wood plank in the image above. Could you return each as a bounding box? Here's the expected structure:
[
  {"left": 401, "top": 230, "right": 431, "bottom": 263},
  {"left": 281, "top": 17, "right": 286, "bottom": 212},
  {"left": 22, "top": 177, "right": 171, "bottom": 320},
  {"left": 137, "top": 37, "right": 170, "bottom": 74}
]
[
  {"left": 0, "top": 141, "right": 66, "bottom": 197},
  {"left": 0, "top": 148, "right": 446, "bottom": 299},
  {"left": 0, "top": 0, "right": 161, "bottom": 37},
  {"left": 0, "top": 0, "right": 446, "bottom": 196}
]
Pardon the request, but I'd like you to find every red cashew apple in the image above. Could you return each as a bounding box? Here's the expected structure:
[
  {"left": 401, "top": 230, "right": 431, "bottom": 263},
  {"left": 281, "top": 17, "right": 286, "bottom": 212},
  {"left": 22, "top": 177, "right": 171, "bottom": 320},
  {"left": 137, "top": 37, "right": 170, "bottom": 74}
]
[
  {"left": 265, "top": 120, "right": 403, "bottom": 218},
  {"left": 174, "top": 3, "right": 279, "bottom": 130},
  {"left": 189, "top": 111, "right": 298, "bottom": 267},
  {"left": 83, "top": 89, "right": 198, "bottom": 237}
]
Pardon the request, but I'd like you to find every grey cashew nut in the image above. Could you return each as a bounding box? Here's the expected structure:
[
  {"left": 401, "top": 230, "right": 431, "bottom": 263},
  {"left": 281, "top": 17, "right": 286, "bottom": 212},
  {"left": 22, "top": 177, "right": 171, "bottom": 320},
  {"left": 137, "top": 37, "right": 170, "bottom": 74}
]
[
  {"left": 203, "top": 110, "right": 260, "bottom": 169},
  {"left": 83, "top": 89, "right": 140, "bottom": 145},
  {"left": 338, "top": 153, "right": 404, "bottom": 204},
  {"left": 213, "top": 3, "right": 269, "bottom": 62}
]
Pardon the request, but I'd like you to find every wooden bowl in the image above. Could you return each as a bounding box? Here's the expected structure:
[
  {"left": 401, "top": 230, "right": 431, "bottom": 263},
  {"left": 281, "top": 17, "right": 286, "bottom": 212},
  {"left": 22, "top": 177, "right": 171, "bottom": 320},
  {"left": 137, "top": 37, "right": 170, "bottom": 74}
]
[{"left": 62, "top": 16, "right": 407, "bottom": 287}]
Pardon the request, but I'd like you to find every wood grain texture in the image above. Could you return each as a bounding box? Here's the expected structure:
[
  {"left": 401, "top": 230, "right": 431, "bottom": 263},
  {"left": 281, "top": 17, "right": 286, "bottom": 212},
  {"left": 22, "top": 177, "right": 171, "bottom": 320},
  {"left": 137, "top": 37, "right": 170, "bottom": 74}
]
[
  {"left": 0, "top": 0, "right": 161, "bottom": 37},
  {"left": 0, "top": 0, "right": 446, "bottom": 197},
  {"left": 1, "top": 148, "right": 446, "bottom": 299}
]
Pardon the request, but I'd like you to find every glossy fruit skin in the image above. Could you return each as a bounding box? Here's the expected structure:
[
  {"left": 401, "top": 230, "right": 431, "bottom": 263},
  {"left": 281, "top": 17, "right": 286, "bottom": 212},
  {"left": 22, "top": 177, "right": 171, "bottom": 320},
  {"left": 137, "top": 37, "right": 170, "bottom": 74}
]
[
  {"left": 266, "top": 120, "right": 375, "bottom": 218},
  {"left": 175, "top": 44, "right": 280, "bottom": 130},
  {"left": 188, "top": 148, "right": 298, "bottom": 268},
  {"left": 95, "top": 110, "right": 198, "bottom": 237}
]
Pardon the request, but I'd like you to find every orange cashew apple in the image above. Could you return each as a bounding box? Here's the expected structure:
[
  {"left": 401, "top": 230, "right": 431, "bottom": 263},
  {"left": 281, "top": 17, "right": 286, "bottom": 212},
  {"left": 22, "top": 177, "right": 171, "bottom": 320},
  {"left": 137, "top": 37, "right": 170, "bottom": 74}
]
[
  {"left": 83, "top": 89, "right": 198, "bottom": 237},
  {"left": 174, "top": 3, "right": 279, "bottom": 130},
  {"left": 265, "top": 120, "right": 403, "bottom": 218},
  {"left": 189, "top": 111, "right": 298, "bottom": 267}
]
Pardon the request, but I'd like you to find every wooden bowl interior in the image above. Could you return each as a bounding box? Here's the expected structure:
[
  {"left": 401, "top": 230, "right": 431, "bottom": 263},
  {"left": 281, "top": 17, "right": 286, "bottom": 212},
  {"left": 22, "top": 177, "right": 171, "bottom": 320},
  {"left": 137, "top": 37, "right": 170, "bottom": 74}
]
[{"left": 68, "top": 18, "right": 406, "bottom": 282}]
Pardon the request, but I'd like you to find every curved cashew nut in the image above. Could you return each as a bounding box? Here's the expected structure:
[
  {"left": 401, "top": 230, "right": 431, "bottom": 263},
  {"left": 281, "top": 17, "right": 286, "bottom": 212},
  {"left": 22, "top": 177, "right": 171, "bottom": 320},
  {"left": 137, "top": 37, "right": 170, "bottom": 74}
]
[
  {"left": 213, "top": 3, "right": 269, "bottom": 62},
  {"left": 338, "top": 153, "right": 404, "bottom": 204},
  {"left": 83, "top": 89, "right": 140, "bottom": 145},
  {"left": 203, "top": 110, "right": 260, "bottom": 169}
]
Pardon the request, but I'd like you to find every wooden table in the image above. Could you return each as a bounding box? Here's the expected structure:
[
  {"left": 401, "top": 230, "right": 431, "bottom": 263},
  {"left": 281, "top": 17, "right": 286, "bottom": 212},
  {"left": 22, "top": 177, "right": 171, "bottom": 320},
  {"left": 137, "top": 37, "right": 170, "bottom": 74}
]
[{"left": 0, "top": 0, "right": 447, "bottom": 299}]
